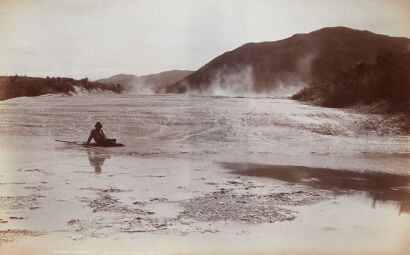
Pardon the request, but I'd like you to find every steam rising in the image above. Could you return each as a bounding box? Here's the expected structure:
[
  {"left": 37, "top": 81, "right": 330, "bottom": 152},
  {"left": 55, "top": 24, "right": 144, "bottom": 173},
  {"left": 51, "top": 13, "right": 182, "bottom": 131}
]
[
  {"left": 187, "top": 53, "right": 316, "bottom": 97},
  {"left": 123, "top": 81, "right": 157, "bottom": 95},
  {"left": 205, "top": 66, "right": 254, "bottom": 96},
  {"left": 118, "top": 54, "right": 316, "bottom": 97}
]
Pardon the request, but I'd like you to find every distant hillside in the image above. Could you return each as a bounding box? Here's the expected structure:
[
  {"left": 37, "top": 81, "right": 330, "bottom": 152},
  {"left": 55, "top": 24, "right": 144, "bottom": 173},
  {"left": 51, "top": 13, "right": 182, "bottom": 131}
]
[
  {"left": 292, "top": 51, "right": 410, "bottom": 113},
  {"left": 0, "top": 76, "right": 124, "bottom": 101},
  {"left": 97, "top": 70, "right": 193, "bottom": 94},
  {"left": 97, "top": 74, "right": 139, "bottom": 87},
  {"left": 163, "top": 27, "right": 410, "bottom": 96}
]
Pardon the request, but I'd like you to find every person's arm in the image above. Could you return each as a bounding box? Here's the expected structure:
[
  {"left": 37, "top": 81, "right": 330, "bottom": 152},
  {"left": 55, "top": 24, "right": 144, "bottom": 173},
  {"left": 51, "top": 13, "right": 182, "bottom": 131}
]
[
  {"left": 85, "top": 131, "right": 93, "bottom": 145},
  {"left": 101, "top": 130, "right": 107, "bottom": 139}
]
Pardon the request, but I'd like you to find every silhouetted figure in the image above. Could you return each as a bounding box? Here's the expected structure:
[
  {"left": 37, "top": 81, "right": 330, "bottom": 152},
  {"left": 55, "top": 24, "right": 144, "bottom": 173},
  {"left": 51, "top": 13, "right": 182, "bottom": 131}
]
[
  {"left": 85, "top": 122, "right": 116, "bottom": 146},
  {"left": 87, "top": 150, "right": 110, "bottom": 173}
]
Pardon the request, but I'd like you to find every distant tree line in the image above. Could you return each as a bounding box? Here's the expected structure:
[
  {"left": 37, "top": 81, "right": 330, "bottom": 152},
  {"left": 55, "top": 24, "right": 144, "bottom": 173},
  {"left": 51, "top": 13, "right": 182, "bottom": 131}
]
[
  {"left": 0, "top": 76, "right": 124, "bottom": 100},
  {"left": 292, "top": 51, "right": 410, "bottom": 113}
]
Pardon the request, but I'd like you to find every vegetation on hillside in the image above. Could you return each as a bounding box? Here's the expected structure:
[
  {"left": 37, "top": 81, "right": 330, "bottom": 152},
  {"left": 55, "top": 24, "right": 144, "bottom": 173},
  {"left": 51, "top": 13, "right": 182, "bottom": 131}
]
[
  {"left": 0, "top": 76, "right": 124, "bottom": 100},
  {"left": 292, "top": 52, "right": 410, "bottom": 113}
]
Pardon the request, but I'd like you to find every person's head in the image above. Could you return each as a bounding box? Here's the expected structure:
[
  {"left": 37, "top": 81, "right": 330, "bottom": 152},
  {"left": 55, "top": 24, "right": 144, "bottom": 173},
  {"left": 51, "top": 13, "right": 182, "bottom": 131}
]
[{"left": 95, "top": 122, "right": 102, "bottom": 130}]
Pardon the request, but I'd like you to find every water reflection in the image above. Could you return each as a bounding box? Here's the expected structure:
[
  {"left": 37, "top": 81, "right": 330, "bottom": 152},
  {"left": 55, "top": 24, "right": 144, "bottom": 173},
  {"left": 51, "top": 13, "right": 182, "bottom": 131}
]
[
  {"left": 87, "top": 149, "right": 111, "bottom": 173},
  {"left": 223, "top": 162, "right": 410, "bottom": 214}
]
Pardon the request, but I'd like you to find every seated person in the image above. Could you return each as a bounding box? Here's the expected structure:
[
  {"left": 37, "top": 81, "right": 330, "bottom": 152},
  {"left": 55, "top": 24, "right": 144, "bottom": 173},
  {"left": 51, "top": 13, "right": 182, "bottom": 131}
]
[{"left": 85, "top": 122, "right": 116, "bottom": 146}]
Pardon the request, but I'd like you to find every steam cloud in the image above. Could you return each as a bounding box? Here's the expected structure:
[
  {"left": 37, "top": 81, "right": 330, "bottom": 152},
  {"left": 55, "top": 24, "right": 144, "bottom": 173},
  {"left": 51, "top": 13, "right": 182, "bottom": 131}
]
[
  {"left": 120, "top": 53, "right": 316, "bottom": 97},
  {"left": 126, "top": 82, "right": 157, "bottom": 95},
  {"left": 119, "top": 79, "right": 158, "bottom": 95},
  {"left": 188, "top": 53, "right": 316, "bottom": 97},
  {"left": 205, "top": 66, "right": 255, "bottom": 96}
]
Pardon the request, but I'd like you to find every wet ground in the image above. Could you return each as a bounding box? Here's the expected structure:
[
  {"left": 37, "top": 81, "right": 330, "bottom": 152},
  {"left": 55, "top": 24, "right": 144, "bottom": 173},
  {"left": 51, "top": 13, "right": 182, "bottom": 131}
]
[{"left": 0, "top": 94, "right": 409, "bottom": 254}]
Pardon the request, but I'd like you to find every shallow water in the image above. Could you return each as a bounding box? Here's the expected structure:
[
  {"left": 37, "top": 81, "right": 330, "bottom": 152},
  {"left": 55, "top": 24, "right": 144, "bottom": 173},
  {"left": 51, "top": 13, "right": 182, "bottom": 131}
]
[{"left": 0, "top": 94, "right": 409, "bottom": 254}]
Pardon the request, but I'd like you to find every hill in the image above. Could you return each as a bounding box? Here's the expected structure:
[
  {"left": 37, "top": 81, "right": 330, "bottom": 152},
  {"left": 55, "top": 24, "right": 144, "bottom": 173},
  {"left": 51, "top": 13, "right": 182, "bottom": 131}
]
[
  {"left": 97, "top": 70, "right": 193, "bottom": 94},
  {"left": 292, "top": 51, "right": 410, "bottom": 113},
  {"left": 0, "top": 76, "right": 124, "bottom": 101},
  {"left": 163, "top": 27, "right": 410, "bottom": 97},
  {"left": 97, "top": 74, "right": 139, "bottom": 87}
]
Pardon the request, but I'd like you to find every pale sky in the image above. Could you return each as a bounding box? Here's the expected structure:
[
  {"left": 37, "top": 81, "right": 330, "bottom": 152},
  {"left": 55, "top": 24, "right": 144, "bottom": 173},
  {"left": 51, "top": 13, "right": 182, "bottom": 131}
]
[{"left": 0, "top": 0, "right": 409, "bottom": 80}]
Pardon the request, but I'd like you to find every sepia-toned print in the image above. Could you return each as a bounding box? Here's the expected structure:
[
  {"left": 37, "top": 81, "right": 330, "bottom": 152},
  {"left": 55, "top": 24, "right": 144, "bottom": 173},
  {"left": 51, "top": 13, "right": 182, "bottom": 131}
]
[{"left": 0, "top": 1, "right": 409, "bottom": 254}]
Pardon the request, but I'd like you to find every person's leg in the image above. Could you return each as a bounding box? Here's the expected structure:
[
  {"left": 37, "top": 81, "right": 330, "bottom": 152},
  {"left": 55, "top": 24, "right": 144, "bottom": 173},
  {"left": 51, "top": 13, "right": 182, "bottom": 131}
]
[{"left": 102, "top": 139, "right": 116, "bottom": 146}]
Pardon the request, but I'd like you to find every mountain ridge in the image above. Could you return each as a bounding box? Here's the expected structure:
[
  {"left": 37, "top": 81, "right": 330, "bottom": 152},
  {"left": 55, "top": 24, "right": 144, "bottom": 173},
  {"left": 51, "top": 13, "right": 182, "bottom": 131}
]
[{"left": 162, "top": 26, "right": 410, "bottom": 95}]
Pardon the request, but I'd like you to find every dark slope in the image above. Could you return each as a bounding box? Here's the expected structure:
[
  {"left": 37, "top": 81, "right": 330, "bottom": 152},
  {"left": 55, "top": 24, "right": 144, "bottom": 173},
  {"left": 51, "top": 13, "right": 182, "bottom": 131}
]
[
  {"left": 164, "top": 27, "right": 410, "bottom": 94},
  {"left": 292, "top": 51, "right": 410, "bottom": 113}
]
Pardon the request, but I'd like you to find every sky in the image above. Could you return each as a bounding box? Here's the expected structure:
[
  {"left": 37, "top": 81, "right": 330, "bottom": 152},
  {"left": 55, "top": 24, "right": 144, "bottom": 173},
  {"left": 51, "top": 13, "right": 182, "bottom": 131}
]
[{"left": 0, "top": 0, "right": 409, "bottom": 80}]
